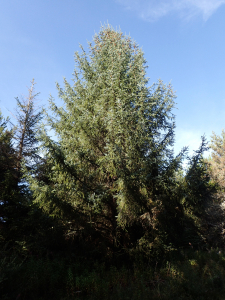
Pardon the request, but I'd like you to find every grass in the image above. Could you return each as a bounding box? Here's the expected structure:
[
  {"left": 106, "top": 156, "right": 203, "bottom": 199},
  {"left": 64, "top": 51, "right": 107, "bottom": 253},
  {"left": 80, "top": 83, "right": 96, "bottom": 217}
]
[{"left": 1, "top": 249, "right": 225, "bottom": 300}]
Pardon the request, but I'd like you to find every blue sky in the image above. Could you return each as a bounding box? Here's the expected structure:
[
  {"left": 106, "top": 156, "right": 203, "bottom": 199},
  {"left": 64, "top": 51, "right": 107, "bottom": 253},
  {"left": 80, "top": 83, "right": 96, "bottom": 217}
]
[{"left": 1, "top": 0, "right": 225, "bottom": 156}]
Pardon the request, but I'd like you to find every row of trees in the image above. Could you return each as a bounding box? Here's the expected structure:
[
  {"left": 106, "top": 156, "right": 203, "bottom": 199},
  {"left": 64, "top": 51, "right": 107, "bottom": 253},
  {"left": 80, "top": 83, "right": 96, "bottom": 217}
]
[{"left": 1, "top": 26, "right": 225, "bottom": 260}]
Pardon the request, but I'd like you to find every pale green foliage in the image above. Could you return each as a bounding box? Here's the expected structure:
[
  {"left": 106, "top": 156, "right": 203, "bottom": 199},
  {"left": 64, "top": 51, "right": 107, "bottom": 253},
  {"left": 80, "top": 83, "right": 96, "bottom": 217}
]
[
  {"left": 209, "top": 130, "right": 225, "bottom": 193},
  {"left": 30, "top": 25, "right": 186, "bottom": 247}
]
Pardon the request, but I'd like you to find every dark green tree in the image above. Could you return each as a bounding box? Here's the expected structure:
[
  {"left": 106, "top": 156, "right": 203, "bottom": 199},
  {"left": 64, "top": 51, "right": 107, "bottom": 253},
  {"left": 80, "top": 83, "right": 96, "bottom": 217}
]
[
  {"left": 0, "top": 109, "right": 27, "bottom": 251},
  {"left": 0, "top": 111, "right": 17, "bottom": 225},
  {"left": 199, "top": 131, "right": 225, "bottom": 248},
  {"left": 0, "top": 81, "right": 49, "bottom": 254},
  {"left": 12, "top": 79, "right": 43, "bottom": 188},
  {"left": 173, "top": 137, "right": 213, "bottom": 249}
]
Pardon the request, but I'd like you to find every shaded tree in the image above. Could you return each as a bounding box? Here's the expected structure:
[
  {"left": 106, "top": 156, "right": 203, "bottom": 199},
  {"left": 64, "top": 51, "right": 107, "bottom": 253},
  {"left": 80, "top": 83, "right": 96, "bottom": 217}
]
[
  {"left": 0, "top": 111, "right": 18, "bottom": 225},
  {"left": 0, "top": 81, "right": 48, "bottom": 254},
  {"left": 201, "top": 130, "right": 225, "bottom": 248}
]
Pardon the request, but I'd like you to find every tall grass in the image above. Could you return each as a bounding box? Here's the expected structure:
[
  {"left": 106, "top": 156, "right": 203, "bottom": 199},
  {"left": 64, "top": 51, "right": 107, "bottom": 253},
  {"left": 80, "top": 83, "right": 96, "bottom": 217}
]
[{"left": 1, "top": 249, "right": 225, "bottom": 300}]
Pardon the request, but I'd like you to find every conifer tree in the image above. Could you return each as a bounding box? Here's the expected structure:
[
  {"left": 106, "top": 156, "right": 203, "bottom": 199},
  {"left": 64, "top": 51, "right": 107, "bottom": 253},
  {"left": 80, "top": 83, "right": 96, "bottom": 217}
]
[
  {"left": 208, "top": 130, "right": 225, "bottom": 198},
  {"left": 0, "top": 110, "right": 25, "bottom": 248},
  {"left": 12, "top": 79, "right": 43, "bottom": 188},
  {"left": 179, "top": 137, "right": 213, "bottom": 247},
  {"left": 0, "top": 81, "right": 44, "bottom": 251},
  {"left": 0, "top": 111, "right": 17, "bottom": 224},
  {"left": 30, "top": 25, "right": 186, "bottom": 252},
  {"left": 199, "top": 130, "right": 225, "bottom": 248}
]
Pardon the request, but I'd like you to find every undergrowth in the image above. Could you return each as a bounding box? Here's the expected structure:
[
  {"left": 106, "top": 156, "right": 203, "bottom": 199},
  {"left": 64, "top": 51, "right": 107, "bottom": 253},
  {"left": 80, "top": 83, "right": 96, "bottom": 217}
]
[{"left": 1, "top": 249, "right": 225, "bottom": 300}]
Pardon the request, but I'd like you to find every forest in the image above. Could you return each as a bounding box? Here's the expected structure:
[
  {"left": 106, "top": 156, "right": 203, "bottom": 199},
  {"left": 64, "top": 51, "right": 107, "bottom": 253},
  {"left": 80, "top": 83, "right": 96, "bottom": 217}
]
[{"left": 1, "top": 25, "right": 225, "bottom": 300}]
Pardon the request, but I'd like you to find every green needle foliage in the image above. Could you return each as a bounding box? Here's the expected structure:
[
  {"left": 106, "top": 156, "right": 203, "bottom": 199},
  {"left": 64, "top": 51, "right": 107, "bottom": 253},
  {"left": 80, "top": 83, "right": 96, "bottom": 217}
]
[
  {"left": 12, "top": 79, "right": 43, "bottom": 183},
  {"left": 208, "top": 130, "right": 225, "bottom": 197},
  {"left": 0, "top": 111, "right": 17, "bottom": 224},
  {"left": 0, "top": 110, "right": 27, "bottom": 249},
  {"left": 0, "top": 81, "right": 54, "bottom": 255},
  {"left": 28, "top": 25, "right": 210, "bottom": 258}
]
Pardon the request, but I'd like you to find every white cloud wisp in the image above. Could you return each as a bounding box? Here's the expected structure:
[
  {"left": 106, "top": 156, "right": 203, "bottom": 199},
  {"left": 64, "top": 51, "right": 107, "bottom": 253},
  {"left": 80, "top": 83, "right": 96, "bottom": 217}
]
[{"left": 116, "top": 0, "right": 225, "bottom": 21}]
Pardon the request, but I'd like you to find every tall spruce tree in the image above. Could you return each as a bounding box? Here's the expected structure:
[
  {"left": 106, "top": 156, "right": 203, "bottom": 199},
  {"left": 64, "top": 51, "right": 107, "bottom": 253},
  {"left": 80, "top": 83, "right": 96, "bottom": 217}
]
[
  {"left": 202, "top": 130, "right": 225, "bottom": 247},
  {"left": 0, "top": 81, "right": 46, "bottom": 252},
  {"left": 30, "top": 25, "right": 187, "bottom": 253},
  {"left": 0, "top": 109, "right": 28, "bottom": 248},
  {"left": 12, "top": 79, "right": 43, "bottom": 189},
  {"left": 208, "top": 130, "right": 225, "bottom": 197},
  {"left": 0, "top": 111, "right": 17, "bottom": 225}
]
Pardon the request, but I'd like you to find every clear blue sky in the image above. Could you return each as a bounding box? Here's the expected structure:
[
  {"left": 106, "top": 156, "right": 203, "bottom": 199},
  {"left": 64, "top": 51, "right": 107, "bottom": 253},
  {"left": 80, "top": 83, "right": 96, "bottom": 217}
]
[{"left": 1, "top": 0, "right": 225, "bottom": 156}]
